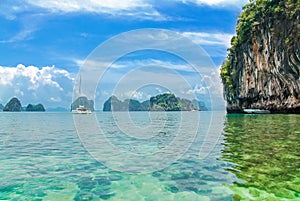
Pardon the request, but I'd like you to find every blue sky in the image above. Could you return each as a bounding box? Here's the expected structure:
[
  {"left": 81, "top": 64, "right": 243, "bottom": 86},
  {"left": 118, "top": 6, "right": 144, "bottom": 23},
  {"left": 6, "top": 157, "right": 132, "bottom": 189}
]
[{"left": 0, "top": 0, "right": 248, "bottom": 109}]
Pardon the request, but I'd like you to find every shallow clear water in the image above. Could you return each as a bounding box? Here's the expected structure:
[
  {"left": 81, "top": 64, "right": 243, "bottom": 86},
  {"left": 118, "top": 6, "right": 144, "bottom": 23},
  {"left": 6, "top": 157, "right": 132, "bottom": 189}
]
[{"left": 0, "top": 112, "right": 299, "bottom": 200}]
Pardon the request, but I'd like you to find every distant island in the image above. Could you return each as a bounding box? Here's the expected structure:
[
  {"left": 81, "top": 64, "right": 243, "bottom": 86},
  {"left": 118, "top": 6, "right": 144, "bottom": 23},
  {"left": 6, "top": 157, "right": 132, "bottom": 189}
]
[
  {"left": 71, "top": 96, "right": 95, "bottom": 111},
  {"left": 1, "top": 97, "right": 45, "bottom": 112},
  {"left": 103, "top": 93, "right": 208, "bottom": 111}
]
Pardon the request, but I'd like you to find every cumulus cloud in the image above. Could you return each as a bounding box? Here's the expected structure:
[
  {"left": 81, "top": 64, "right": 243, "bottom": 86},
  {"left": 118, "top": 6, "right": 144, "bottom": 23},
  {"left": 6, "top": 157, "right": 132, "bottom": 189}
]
[
  {"left": 0, "top": 64, "right": 75, "bottom": 108},
  {"left": 186, "top": 84, "right": 208, "bottom": 95}
]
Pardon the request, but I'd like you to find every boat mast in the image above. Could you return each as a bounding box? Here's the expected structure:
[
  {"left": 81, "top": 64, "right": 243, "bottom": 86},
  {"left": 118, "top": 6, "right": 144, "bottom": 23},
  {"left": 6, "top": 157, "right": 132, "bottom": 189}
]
[{"left": 79, "top": 75, "right": 81, "bottom": 96}]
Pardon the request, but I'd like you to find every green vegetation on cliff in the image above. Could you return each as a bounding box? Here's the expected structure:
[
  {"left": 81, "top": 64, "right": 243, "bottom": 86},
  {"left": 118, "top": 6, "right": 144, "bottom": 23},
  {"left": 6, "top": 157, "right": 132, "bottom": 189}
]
[
  {"left": 222, "top": 0, "right": 300, "bottom": 92},
  {"left": 235, "top": 0, "right": 299, "bottom": 44},
  {"left": 221, "top": 0, "right": 300, "bottom": 113},
  {"left": 150, "top": 93, "right": 181, "bottom": 111}
]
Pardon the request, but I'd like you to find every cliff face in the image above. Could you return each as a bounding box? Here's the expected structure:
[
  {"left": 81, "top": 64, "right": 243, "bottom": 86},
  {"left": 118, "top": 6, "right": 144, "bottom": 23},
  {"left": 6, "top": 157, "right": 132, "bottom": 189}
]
[{"left": 221, "top": 0, "right": 300, "bottom": 113}]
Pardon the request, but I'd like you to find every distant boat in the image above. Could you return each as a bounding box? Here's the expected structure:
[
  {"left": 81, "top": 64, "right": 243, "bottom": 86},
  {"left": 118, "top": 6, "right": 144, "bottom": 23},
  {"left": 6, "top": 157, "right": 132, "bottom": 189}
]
[
  {"left": 72, "top": 105, "right": 92, "bottom": 114},
  {"left": 72, "top": 75, "right": 92, "bottom": 114},
  {"left": 243, "top": 109, "right": 270, "bottom": 114}
]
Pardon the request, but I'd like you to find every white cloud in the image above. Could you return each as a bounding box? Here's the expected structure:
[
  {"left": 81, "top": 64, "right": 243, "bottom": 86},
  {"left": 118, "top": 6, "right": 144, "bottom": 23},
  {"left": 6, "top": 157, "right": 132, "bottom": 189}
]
[
  {"left": 25, "top": 0, "right": 166, "bottom": 20},
  {"left": 181, "top": 32, "right": 233, "bottom": 48},
  {"left": 186, "top": 84, "right": 208, "bottom": 95},
  {"left": 0, "top": 64, "right": 75, "bottom": 108},
  {"left": 0, "top": 28, "right": 37, "bottom": 43},
  {"left": 104, "top": 59, "right": 196, "bottom": 72},
  {"left": 180, "top": 0, "right": 249, "bottom": 8}
]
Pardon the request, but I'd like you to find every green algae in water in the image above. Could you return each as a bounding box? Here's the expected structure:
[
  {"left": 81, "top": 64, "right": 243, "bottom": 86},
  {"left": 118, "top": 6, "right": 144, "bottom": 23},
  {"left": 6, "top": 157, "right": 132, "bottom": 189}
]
[{"left": 222, "top": 114, "right": 300, "bottom": 200}]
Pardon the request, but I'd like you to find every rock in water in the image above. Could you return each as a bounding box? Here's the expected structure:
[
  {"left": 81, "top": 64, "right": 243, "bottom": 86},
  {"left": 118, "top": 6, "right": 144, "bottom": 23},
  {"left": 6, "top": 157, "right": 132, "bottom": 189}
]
[
  {"left": 26, "top": 104, "right": 46, "bottom": 112},
  {"left": 71, "top": 96, "right": 94, "bottom": 111},
  {"left": 103, "top": 96, "right": 149, "bottom": 111},
  {"left": 221, "top": 1, "right": 300, "bottom": 113},
  {"left": 103, "top": 94, "right": 208, "bottom": 111},
  {"left": 3, "top": 97, "right": 22, "bottom": 112}
]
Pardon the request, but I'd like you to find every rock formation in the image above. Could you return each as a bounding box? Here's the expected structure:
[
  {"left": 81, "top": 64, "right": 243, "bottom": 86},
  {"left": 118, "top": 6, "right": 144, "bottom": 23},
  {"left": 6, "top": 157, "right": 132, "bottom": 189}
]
[
  {"left": 3, "top": 97, "right": 22, "bottom": 112},
  {"left": 221, "top": 0, "right": 300, "bottom": 113},
  {"left": 103, "top": 93, "right": 206, "bottom": 111},
  {"left": 26, "top": 104, "right": 46, "bottom": 112},
  {"left": 103, "top": 96, "right": 150, "bottom": 111},
  {"left": 71, "top": 96, "right": 94, "bottom": 111}
]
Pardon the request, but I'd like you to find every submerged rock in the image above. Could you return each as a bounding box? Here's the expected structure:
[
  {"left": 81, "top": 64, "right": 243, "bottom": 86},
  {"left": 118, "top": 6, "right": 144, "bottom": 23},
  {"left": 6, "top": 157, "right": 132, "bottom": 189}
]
[{"left": 221, "top": 1, "right": 300, "bottom": 113}]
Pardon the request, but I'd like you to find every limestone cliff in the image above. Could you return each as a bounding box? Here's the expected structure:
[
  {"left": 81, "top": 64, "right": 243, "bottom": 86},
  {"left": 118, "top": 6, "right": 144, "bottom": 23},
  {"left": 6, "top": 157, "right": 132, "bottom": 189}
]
[
  {"left": 221, "top": 0, "right": 300, "bottom": 113},
  {"left": 3, "top": 97, "right": 22, "bottom": 112}
]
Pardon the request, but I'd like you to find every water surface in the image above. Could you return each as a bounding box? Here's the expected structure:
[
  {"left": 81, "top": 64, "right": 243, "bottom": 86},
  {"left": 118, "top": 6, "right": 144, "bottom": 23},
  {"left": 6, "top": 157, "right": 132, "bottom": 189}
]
[{"left": 0, "top": 112, "right": 299, "bottom": 200}]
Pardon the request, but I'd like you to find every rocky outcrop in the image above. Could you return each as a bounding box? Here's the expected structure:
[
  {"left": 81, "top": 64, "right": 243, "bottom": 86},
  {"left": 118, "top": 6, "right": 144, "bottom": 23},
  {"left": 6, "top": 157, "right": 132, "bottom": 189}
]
[
  {"left": 150, "top": 93, "right": 181, "bottom": 111},
  {"left": 71, "top": 96, "right": 94, "bottom": 111},
  {"left": 103, "top": 96, "right": 150, "bottom": 111},
  {"left": 221, "top": 0, "right": 300, "bottom": 113},
  {"left": 26, "top": 104, "right": 46, "bottom": 112},
  {"left": 3, "top": 97, "right": 22, "bottom": 112},
  {"left": 0, "top": 104, "right": 3, "bottom": 111},
  {"left": 103, "top": 94, "right": 207, "bottom": 111}
]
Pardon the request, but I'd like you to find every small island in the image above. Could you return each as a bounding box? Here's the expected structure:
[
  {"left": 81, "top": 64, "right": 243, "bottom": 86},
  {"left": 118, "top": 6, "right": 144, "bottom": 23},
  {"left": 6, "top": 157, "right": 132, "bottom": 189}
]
[
  {"left": 71, "top": 96, "right": 95, "bottom": 112},
  {"left": 0, "top": 103, "right": 4, "bottom": 111},
  {"left": 26, "top": 104, "right": 46, "bottom": 112},
  {"left": 2, "top": 97, "right": 46, "bottom": 112},
  {"left": 103, "top": 93, "right": 207, "bottom": 111}
]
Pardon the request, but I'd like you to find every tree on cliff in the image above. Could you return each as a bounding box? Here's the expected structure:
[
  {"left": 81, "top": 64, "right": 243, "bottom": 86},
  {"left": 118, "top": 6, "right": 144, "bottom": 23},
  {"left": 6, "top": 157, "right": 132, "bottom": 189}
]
[{"left": 3, "top": 97, "right": 22, "bottom": 112}]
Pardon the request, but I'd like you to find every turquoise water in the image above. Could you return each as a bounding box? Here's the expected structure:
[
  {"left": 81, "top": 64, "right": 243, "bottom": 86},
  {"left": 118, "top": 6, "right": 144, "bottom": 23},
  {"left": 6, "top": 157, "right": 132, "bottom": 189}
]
[{"left": 0, "top": 112, "right": 299, "bottom": 200}]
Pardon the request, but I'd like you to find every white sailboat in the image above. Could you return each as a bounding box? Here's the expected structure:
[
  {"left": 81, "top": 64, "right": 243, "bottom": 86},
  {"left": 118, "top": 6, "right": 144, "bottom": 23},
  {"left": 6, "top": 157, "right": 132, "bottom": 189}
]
[
  {"left": 72, "top": 105, "right": 92, "bottom": 114},
  {"left": 72, "top": 75, "right": 92, "bottom": 114}
]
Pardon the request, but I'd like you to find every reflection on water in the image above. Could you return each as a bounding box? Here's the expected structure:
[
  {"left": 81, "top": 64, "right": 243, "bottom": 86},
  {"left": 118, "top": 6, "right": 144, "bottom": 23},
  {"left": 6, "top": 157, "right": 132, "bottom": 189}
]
[{"left": 221, "top": 114, "right": 300, "bottom": 200}]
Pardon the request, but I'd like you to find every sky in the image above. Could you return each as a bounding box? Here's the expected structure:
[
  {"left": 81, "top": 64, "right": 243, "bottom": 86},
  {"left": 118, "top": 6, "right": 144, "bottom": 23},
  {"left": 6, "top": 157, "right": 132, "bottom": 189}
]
[{"left": 0, "top": 0, "right": 249, "bottom": 110}]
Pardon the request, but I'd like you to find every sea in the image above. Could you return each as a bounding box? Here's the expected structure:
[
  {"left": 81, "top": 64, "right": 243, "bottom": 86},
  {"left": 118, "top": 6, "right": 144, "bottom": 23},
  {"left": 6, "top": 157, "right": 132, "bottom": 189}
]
[{"left": 0, "top": 112, "right": 299, "bottom": 201}]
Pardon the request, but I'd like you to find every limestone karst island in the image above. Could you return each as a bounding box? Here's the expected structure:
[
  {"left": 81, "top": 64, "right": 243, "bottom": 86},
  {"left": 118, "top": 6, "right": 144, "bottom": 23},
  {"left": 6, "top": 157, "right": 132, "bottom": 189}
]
[
  {"left": 221, "top": 0, "right": 300, "bottom": 113},
  {"left": 1, "top": 97, "right": 45, "bottom": 112}
]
